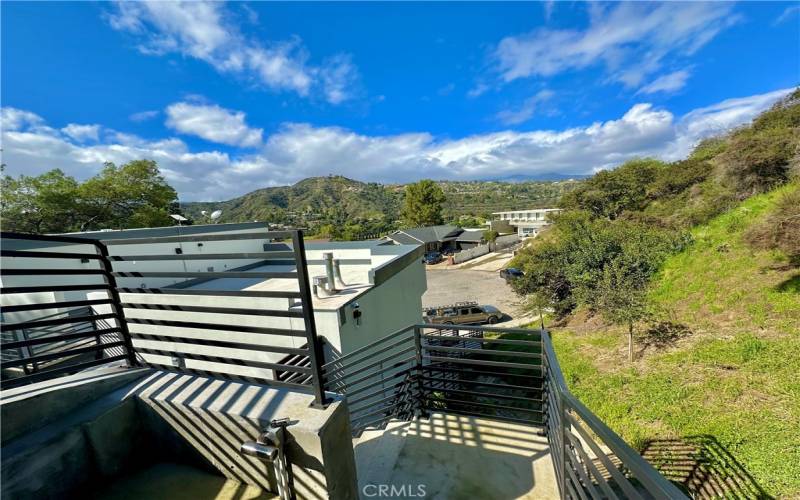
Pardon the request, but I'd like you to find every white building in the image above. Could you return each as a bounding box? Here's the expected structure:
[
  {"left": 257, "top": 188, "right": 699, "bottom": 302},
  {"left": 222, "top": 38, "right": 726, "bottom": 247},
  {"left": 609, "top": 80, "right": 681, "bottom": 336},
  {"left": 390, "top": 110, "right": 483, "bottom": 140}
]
[{"left": 491, "top": 208, "right": 562, "bottom": 237}]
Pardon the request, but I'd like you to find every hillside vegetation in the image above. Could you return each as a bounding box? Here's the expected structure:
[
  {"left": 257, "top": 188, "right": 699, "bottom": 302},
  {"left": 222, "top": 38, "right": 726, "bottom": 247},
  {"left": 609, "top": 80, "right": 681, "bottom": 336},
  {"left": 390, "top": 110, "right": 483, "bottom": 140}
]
[
  {"left": 511, "top": 89, "right": 800, "bottom": 497},
  {"left": 555, "top": 186, "right": 800, "bottom": 497}
]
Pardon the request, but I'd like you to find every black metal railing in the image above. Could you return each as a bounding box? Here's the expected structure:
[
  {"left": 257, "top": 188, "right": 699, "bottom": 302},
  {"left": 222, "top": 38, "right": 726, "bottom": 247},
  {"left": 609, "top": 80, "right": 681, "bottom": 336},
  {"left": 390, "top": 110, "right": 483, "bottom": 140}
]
[
  {"left": 1, "top": 233, "right": 134, "bottom": 388},
  {"left": 322, "top": 323, "right": 686, "bottom": 499},
  {"left": 1, "top": 229, "right": 328, "bottom": 407}
]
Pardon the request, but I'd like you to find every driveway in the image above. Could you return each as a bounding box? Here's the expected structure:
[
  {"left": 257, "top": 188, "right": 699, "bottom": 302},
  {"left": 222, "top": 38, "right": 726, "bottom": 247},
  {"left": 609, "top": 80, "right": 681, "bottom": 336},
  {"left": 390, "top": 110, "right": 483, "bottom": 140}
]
[{"left": 423, "top": 268, "right": 532, "bottom": 326}]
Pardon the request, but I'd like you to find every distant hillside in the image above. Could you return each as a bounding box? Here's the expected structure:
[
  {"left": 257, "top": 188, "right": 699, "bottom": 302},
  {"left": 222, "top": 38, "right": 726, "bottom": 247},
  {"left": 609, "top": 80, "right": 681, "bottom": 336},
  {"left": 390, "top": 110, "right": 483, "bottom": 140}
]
[
  {"left": 183, "top": 176, "right": 398, "bottom": 226},
  {"left": 183, "top": 176, "right": 582, "bottom": 227}
]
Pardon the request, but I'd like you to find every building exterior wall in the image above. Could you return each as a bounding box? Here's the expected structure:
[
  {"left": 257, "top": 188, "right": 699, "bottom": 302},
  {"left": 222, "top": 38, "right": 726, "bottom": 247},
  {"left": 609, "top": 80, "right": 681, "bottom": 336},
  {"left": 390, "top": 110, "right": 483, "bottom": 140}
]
[{"left": 335, "top": 258, "right": 426, "bottom": 355}]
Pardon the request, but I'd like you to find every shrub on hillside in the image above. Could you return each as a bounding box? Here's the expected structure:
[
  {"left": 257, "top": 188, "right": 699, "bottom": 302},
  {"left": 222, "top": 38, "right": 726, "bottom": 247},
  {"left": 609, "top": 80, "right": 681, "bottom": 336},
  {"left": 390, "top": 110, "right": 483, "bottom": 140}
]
[
  {"left": 720, "top": 89, "right": 800, "bottom": 196},
  {"left": 744, "top": 185, "right": 800, "bottom": 265},
  {"left": 646, "top": 158, "right": 712, "bottom": 200},
  {"left": 559, "top": 158, "right": 666, "bottom": 220},
  {"left": 510, "top": 211, "right": 690, "bottom": 318},
  {"left": 689, "top": 136, "right": 729, "bottom": 162},
  {"left": 721, "top": 127, "right": 797, "bottom": 195}
]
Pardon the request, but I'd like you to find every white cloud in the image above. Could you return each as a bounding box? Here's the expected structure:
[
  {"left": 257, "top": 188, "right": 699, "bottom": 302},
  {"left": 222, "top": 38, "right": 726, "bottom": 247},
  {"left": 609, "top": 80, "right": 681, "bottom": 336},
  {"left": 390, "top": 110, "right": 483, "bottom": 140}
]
[
  {"left": 775, "top": 5, "right": 800, "bottom": 25},
  {"left": 637, "top": 69, "right": 692, "bottom": 95},
  {"left": 667, "top": 88, "right": 795, "bottom": 159},
  {"left": 319, "top": 54, "right": 360, "bottom": 105},
  {"left": 130, "top": 110, "right": 160, "bottom": 122},
  {"left": 165, "top": 102, "right": 263, "bottom": 148},
  {"left": 1, "top": 108, "right": 45, "bottom": 131},
  {"left": 492, "top": 3, "right": 738, "bottom": 88},
  {"left": 496, "top": 89, "right": 555, "bottom": 125},
  {"left": 467, "top": 83, "right": 490, "bottom": 98},
  {"left": 61, "top": 123, "right": 101, "bottom": 142},
  {"left": 1, "top": 88, "right": 791, "bottom": 201},
  {"left": 107, "top": 1, "right": 359, "bottom": 104}
]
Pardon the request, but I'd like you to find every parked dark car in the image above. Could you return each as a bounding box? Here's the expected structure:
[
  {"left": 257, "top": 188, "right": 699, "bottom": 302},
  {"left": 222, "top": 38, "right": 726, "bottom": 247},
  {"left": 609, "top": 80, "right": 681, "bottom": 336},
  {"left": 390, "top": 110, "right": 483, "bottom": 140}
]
[
  {"left": 424, "top": 251, "right": 443, "bottom": 265},
  {"left": 500, "top": 267, "right": 524, "bottom": 282}
]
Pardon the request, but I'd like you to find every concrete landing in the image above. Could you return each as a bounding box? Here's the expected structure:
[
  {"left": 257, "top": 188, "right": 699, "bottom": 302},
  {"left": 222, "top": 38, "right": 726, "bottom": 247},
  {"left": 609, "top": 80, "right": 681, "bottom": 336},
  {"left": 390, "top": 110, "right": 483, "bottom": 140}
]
[{"left": 354, "top": 413, "right": 557, "bottom": 499}]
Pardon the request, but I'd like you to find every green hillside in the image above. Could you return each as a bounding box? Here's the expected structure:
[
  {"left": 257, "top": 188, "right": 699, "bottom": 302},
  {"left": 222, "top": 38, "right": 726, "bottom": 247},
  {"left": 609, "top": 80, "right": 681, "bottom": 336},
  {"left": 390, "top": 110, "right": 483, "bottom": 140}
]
[
  {"left": 507, "top": 90, "right": 800, "bottom": 496},
  {"left": 182, "top": 176, "right": 581, "bottom": 233},
  {"left": 551, "top": 186, "right": 800, "bottom": 497}
]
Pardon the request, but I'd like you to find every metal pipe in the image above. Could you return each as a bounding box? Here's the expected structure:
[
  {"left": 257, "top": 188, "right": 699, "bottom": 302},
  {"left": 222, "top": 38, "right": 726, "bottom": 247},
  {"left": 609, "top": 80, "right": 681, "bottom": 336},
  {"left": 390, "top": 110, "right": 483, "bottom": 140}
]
[
  {"left": 313, "top": 276, "right": 332, "bottom": 298},
  {"left": 323, "top": 252, "right": 337, "bottom": 293},
  {"left": 333, "top": 258, "right": 348, "bottom": 287},
  {"left": 240, "top": 441, "right": 278, "bottom": 461}
]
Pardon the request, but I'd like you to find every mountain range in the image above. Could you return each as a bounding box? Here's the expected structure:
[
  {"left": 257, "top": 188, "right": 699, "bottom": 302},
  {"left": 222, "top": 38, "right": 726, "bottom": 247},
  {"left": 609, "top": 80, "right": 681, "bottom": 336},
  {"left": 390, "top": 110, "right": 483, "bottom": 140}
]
[{"left": 181, "top": 176, "right": 582, "bottom": 226}]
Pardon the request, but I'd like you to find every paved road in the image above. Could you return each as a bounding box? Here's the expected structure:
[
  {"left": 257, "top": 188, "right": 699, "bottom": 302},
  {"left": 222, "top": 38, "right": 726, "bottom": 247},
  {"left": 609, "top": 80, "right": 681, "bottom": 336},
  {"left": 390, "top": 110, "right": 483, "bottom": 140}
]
[{"left": 423, "top": 268, "right": 528, "bottom": 324}]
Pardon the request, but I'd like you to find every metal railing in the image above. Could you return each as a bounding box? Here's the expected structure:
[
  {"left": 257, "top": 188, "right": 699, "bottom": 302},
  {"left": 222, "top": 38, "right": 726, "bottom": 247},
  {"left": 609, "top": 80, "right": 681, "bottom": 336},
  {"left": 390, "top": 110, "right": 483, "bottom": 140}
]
[
  {"left": 542, "top": 330, "right": 687, "bottom": 499},
  {"left": 2, "top": 230, "right": 687, "bottom": 497},
  {"left": 1, "top": 229, "right": 328, "bottom": 407},
  {"left": 322, "top": 323, "right": 687, "bottom": 499},
  {"left": 1, "top": 232, "right": 135, "bottom": 388}
]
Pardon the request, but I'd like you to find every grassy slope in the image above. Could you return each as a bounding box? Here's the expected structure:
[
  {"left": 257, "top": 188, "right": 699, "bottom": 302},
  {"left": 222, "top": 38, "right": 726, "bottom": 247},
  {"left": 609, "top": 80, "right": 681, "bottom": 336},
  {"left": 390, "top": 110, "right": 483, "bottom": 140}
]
[{"left": 551, "top": 184, "right": 800, "bottom": 497}]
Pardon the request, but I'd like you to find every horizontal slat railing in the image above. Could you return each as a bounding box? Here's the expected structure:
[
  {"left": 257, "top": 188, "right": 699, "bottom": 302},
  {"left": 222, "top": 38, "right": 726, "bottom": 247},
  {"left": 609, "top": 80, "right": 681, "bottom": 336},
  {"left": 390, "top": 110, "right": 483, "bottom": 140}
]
[
  {"left": 101, "top": 227, "right": 327, "bottom": 405},
  {"left": 319, "top": 323, "right": 684, "bottom": 498},
  {"left": 1, "top": 228, "right": 328, "bottom": 406},
  {"left": 541, "top": 330, "right": 687, "bottom": 499},
  {"left": 1, "top": 233, "right": 136, "bottom": 388}
]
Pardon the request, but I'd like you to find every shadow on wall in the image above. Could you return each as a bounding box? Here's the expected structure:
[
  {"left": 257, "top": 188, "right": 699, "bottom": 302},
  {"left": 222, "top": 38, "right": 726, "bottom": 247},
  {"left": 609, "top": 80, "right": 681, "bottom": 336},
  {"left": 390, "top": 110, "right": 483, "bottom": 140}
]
[
  {"left": 130, "top": 370, "right": 331, "bottom": 500},
  {"left": 640, "top": 435, "right": 773, "bottom": 499}
]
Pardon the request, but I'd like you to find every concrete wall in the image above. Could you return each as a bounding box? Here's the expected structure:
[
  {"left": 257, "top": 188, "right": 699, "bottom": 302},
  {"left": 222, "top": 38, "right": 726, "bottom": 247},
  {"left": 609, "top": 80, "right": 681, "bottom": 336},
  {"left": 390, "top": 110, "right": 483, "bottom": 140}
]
[
  {"left": 453, "top": 245, "right": 491, "bottom": 264},
  {"left": 1, "top": 367, "right": 359, "bottom": 500}
]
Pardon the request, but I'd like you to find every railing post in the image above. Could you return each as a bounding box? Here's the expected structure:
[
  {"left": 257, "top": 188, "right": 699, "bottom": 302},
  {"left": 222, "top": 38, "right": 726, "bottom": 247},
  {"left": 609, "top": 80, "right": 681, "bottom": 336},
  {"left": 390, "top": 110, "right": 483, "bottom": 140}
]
[
  {"left": 95, "top": 240, "right": 137, "bottom": 367},
  {"left": 559, "top": 391, "right": 567, "bottom": 498},
  {"left": 544, "top": 330, "right": 567, "bottom": 499},
  {"left": 413, "top": 325, "right": 427, "bottom": 417},
  {"left": 291, "top": 230, "right": 328, "bottom": 408}
]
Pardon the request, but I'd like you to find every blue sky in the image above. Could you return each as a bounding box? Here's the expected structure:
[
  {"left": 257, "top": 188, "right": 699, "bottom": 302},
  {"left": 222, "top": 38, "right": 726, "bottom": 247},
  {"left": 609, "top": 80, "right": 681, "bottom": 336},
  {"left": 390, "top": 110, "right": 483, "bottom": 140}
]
[{"left": 2, "top": 1, "right": 798, "bottom": 201}]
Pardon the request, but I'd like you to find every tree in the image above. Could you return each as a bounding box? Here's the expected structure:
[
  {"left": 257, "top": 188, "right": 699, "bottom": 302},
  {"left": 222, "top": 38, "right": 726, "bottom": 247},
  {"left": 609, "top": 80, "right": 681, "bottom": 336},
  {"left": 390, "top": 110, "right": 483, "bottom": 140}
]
[
  {"left": 77, "top": 160, "right": 178, "bottom": 230},
  {"left": 401, "top": 180, "right": 446, "bottom": 227},
  {"left": 483, "top": 230, "right": 499, "bottom": 243},
  {"left": 595, "top": 259, "right": 649, "bottom": 362},
  {"left": 1, "top": 169, "right": 81, "bottom": 233},
  {"left": 1, "top": 160, "right": 179, "bottom": 233}
]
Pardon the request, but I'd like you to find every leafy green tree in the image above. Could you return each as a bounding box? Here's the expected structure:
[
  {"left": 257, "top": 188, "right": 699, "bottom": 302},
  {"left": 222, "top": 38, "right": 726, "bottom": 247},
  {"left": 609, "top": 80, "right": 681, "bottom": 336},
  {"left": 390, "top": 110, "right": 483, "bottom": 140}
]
[
  {"left": 401, "top": 179, "right": 446, "bottom": 227},
  {"left": 595, "top": 259, "right": 649, "bottom": 362},
  {"left": 1, "top": 160, "right": 178, "bottom": 233},
  {"left": 510, "top": 212, "right": 689, "bottom": 319},
  {"left": 78, "top": 160, "right": 178, "bottom": 230},
  {"left": 1, "top": 168, "right": 81, "bottom": 233},
  {"left": 483, "top": 230, "right": 499, "bottom": 242}
]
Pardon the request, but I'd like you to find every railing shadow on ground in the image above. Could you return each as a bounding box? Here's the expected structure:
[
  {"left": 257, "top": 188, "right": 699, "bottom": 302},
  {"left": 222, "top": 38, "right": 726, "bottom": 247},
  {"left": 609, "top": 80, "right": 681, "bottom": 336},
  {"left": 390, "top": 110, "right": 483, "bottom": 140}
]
[
  {"left": 353, "top": 412, "right": 553, "bottom": 499},
  {"left": 640, "top": 435, "right": 773, "bottom": 499}
]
